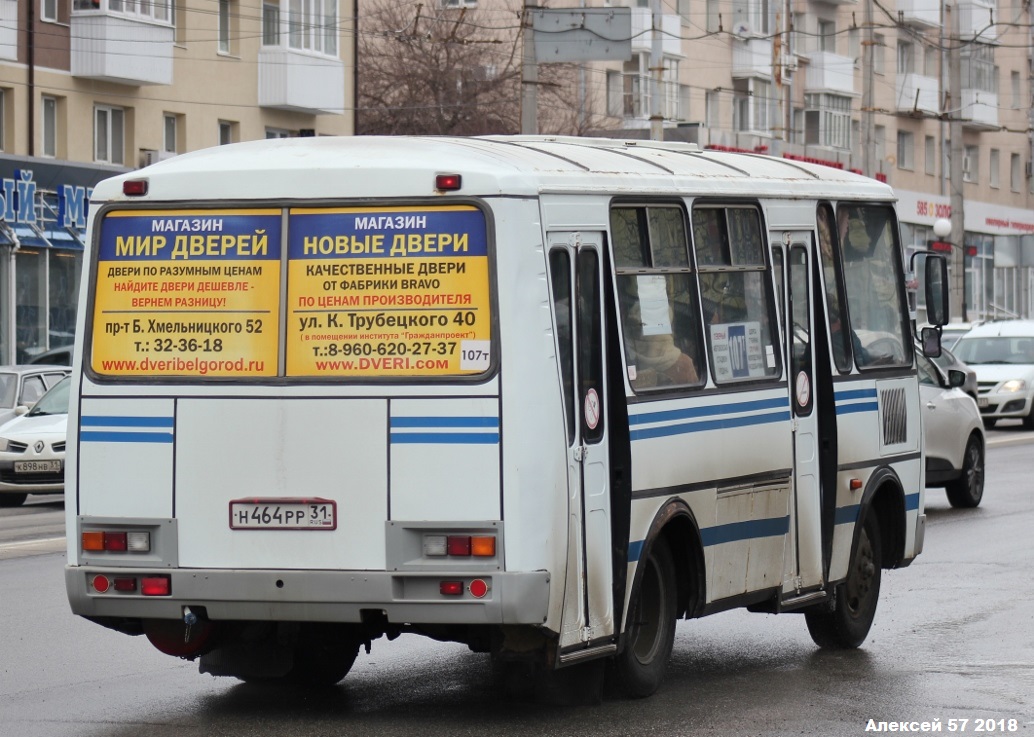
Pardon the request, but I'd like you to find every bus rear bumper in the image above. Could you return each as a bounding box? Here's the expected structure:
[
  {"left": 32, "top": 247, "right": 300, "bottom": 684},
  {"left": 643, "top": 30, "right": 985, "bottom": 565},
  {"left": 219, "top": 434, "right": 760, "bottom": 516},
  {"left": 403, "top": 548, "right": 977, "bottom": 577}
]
[{"left": 66, "top": 566, "right": 550, "bottom": 626}]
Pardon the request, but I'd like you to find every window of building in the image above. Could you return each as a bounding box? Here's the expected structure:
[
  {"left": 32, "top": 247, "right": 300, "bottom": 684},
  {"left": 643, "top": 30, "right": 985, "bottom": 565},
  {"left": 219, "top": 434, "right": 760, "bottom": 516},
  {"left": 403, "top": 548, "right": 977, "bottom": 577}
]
[
  {"left": 706, "top": 0, "right": 721, "bottom": 33},
  {"left": 218, "top": 0, "right": 233, "bottom": 54},
  {"left": 289, "top": 0, "right": 338, "bottom": 56},
  {"left": 265, "top": 128, "right": 292, "bottom": 138},
  {"left": 734, "top": 78, "right": 774, "bottom": 134},
  {"left": 963, "top": 144, "right": 979, "bottom": 183},
  {"left": 1011, "top": 71, "right": 1021, "bottom": 109},
  {"left": 873, "top": 34, "right": 885, "bottom": 74},
  {"left": 219, "top": 120, "right": 237, "bottom": 145},
  {"left": 263, "top": 1, "right": 281, "bottom": 45},
  {"left": 897, "top": 41, "right": 914, "bottom": 75},
  {"left": 848, "top": 27, "right": 860, "bottom": 64},
  {"left": 42, "top": 96, "right": 58, "bottom": 158},
  {"left": 611, "top": 203, "right": 706, "bottom": 393},
  {"left": 874, "top": 124, "right": 886, "bottom": 166},
  {"left": 615, "top": 53, "right": 680, "bottom": 120},
  {"left": 989, "top": 148, "right": 999, "bottom": 188},
  {"left": 804, "top": 93, "right": 851, "bottom": 149},
  {"left": 961, "top": 44, "right": 995, "bottom": 93},
  {"left": 923, "top": 45, "right": 937, "bottom": 76},
  {"left": 81, "top": 0, "right": 173, "bottom": 23},
  {"left": 925, "top": 135, "right": 936, "bottom": 175},
  {"left": 163, "top": 114, "right": 179, "bottom": 154},
  {"left": 1010, "top": 153, "right": 1020, "bottom": 192},
  {"left": 692, "top": 204, "right": 779, "bottom": 384},
  {"left": 705, "top": 90, "right": 720, "bottom": 128},
  {"left": 818, "top": 20, "right": 836, "bottom": 53},
  {"left": 42, "top": 0, "right": 59, "bottom": 22},
  {"left": 94, "top": 105, "right": 125, "bottom": 165},
  {"left": 897, "top": 131, "right": 914, "bottom": 170}
]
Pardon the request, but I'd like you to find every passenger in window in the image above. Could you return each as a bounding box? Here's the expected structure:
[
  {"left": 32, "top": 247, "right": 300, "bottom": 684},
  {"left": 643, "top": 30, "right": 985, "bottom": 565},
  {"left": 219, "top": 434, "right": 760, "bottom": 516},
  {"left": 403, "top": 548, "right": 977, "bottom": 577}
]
[{"left": 620, "top": 279, "right": 699, "bottom": 389}]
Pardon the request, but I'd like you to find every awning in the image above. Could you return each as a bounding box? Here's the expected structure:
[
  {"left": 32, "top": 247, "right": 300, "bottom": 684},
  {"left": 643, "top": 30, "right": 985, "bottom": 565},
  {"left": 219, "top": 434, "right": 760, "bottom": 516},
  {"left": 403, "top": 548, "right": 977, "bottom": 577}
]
[{"left": 0, "top": 222, "right": 84, "bottom": 251}]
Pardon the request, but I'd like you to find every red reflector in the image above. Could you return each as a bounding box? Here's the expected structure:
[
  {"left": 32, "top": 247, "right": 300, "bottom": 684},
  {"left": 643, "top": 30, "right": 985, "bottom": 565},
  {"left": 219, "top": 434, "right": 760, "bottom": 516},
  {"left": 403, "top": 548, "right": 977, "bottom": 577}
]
[
  {"left": 435, "top": 174, "right": 462, "bottom": 191},
  {"left": 113, "top": 577, "right": 137, "bottom": 592},
  {"left": 104, "top": 532, "right": 128, "bottom": 551},
  {"left": 123, "top": 179, "right": 148, "bottom": 196},
  {"left": 440, "top": 581, "right": 464, "bottom": 596},
  {"left": 469, "top": 578, "right": 489, "bottom": 599},
  {"left": 447, "top": 535, "right": 471, "bottom": 556},
  {"left": 92, "top": 575, "right": 110, "bottom": 593},
  {"left": 850, "top": 478, "right": 863, "bottom": 491},
  {"left": 141, "top": 576, "right": 171, "bottom": 596}
]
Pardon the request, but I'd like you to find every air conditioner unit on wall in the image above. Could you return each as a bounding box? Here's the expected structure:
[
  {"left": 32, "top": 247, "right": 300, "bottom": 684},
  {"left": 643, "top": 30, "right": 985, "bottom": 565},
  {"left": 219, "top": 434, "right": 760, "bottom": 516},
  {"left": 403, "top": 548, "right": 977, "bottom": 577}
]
[{"left": 139, "top": 149, "right": 177, "bottom": 168}]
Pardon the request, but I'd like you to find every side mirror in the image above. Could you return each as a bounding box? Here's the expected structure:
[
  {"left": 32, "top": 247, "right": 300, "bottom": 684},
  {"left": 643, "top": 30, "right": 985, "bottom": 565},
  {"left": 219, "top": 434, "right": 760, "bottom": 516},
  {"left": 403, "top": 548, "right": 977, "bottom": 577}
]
[
  {"left": 14, "top": 405, "right": 30, "bottom": 416},
  {"left": 948, "top": 369, "right": 967, "bottom": 389},
  {"left": 925, "top": 255, "right": 949, "bottom": 326},
  {"left": 921, "top": 326, "right": 942, "bottom": 358}
]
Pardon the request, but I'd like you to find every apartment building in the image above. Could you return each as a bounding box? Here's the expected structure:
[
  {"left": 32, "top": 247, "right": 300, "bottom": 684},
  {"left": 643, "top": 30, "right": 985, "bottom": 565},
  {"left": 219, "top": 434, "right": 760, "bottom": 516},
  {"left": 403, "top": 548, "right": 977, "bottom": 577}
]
[
  {"left": 582, "top": 0, "right": 1034, "bottom": 323},
  {"left": 0, "top": 0, "right": 355, "bottom": 364}
]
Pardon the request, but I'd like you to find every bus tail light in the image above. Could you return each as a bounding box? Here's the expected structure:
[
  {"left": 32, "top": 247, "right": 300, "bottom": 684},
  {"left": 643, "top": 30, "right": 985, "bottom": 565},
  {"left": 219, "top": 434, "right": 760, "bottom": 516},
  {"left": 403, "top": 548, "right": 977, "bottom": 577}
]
[
  {"left": 422, "top": 532, "right": 497, "bottom": 558},
  {"left": 82, "top": 530, "right": 151, "bottom": 553},
  {"left": 141, "top": 576, "right": 171, "bottom": 596},
  {"left": 471, "top": 536, "right": 495, "bottom": 557},
  {"left": 439, "top": 581, "right": 464, "bottom": 596}
]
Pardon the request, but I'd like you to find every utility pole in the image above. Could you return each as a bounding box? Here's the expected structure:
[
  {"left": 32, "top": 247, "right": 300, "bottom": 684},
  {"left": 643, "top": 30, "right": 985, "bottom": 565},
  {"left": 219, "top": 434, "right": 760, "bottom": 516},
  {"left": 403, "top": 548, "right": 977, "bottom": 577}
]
[
  {"left": 861, "top": 0, "right": 875, "bottom": 177},
  {"left": 649, "top": 0, "right": 663, "bottom": 141},
  {"left": 521, "top": 0, "right": 538, "bottom": 135},
  {"left": 947, "top": 1, "right": 966, "bottom": 320}
]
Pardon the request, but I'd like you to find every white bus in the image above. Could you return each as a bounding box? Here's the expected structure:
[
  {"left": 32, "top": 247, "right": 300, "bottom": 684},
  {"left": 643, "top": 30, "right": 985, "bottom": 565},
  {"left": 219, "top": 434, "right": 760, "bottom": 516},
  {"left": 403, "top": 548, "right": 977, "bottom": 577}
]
[{"left": 65, "top": 136, "right": 948, "bottom": 697}]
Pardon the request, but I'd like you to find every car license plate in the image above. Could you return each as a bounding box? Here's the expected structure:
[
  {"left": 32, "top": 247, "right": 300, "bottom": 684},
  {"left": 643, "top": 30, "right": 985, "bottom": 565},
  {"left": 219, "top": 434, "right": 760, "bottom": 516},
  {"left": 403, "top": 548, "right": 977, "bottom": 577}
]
[
  {"left": 977, "top": 397, "right": 989, "bottom": 408},
  {"left": 229, "top": 498, "right": 336, "bottom": 530},
  {"left": 14, "top": 460, "right": 62, "bottom": 473}
]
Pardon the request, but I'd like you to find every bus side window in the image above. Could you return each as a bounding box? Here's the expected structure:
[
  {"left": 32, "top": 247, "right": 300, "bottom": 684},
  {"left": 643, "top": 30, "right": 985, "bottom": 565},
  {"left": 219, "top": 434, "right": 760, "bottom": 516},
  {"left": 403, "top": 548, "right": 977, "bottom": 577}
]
[
  {"left": 692, "top": 204, "right": 780, "bottom": 384},
  {"left": 817, "top": 204, "right": 852, "bottom": 373},
  {"left": 549, "top": 249, "right": 576, "bottom": 446},
  {"left": 610, "top": 204, "right": 705, "bottom": 393}
]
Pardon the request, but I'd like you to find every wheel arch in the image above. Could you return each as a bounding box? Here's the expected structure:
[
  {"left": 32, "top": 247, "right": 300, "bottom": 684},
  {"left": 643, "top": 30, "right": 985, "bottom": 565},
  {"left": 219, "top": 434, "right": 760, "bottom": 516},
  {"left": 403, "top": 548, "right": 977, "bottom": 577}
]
[
  {"left": 857, "top": 466, "right": 906, "bottom": 570},
  {"left": 630, "top": 498, "right": 706, "bottom": 624}
]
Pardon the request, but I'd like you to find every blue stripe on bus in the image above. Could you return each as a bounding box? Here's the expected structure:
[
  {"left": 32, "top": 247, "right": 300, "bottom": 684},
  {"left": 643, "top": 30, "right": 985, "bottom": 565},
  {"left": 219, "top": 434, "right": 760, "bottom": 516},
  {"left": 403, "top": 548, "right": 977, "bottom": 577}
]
[
  {"left": 835, "top": 402, "right": 879, "bottom": 415},
  {"left": 80, "top": 431, "right": 174, "bottom": 444},
  {"left": 836, "top": 494, "right": 920, "bottom": 526},
  {"left": 81, "top": 415, "right": 174, "bottom": 428},
  {"left": 628, "top": 516, "right": 791, "bottom": 562},
  {"left": 629, "top": 397, "right": 788, "bottom": 426},
  {"left": 390, "top": 416, "right": 499, "bottom": 428},
  {"left": 833, "top": 388, "right": 877, "bottom": 401},
  {"left": 390, "top": 432, "right": 500, "bottom": 445},
  {"left": 630, "top": 410, "right": 791, "bottom": 440},
  {"left": 905, "top": 492, "right": 920, "bottom": 511}
]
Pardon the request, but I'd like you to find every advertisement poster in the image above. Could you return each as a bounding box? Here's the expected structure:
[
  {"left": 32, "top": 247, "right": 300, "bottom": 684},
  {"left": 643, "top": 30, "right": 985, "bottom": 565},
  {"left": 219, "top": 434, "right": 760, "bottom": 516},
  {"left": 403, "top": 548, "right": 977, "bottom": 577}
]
[
  {"left": 92, "top": 209, "right": 282, "bottom": 377},
  {"left": 709, "top": 321, "right": 765, "bottom": 381}
]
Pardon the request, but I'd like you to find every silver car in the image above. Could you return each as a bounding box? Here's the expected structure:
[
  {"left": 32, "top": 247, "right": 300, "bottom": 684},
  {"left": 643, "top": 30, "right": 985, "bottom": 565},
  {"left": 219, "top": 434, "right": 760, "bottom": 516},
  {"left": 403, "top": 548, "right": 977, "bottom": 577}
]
[{"left": 0, "top": 365, "right": 71, "bottom": 427}]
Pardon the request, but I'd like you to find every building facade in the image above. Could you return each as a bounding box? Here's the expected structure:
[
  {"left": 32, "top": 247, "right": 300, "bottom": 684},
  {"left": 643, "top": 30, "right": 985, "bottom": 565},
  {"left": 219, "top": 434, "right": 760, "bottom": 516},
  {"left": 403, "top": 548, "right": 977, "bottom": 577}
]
[
  {"left": 580, "top": 0, "right": 1034, "bottom": 323},
  {"left": 0, "top": 0, "right": 355, "bottom": 364}
]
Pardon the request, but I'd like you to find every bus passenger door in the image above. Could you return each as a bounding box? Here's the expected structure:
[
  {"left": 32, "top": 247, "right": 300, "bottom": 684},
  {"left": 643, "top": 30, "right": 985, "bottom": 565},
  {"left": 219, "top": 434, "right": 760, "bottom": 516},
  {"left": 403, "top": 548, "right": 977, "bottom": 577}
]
[
  {"left": 548, "top": 234, "right": 615, "bottom": 653},
  {"left": 786, "top": 242, "right": 824, "bottom": 590}
]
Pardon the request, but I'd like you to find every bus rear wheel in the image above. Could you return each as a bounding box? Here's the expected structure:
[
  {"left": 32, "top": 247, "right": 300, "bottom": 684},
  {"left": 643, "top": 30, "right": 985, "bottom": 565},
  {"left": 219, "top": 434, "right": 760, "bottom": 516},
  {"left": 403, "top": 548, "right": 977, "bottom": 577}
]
[
  {"left": 805, "top": 514, "right": 882, "bottom": 649},
  {"left": 610, "top": 539, "right": 677, "bottom": 698}
]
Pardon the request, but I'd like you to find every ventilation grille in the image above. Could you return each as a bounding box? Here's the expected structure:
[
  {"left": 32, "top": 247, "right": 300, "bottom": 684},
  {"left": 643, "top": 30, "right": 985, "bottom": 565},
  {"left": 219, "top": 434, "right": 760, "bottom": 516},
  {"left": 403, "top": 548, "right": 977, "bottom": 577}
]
[{"left": 880, "top": 387, "right": 907, "bottom": 445}]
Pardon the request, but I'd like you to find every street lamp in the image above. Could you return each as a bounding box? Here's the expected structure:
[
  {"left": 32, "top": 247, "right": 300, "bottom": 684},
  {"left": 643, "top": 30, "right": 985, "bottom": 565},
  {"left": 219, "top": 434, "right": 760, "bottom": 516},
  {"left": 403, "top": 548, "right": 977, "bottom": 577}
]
[{"left": 933, "top": 217, "right": 965, "bottom": 322}]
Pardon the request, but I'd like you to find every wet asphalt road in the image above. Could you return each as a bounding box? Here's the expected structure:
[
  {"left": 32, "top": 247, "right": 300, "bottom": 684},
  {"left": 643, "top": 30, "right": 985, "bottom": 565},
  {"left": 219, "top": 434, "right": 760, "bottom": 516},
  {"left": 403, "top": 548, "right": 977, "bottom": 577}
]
[{"left": 1, "top": 431, "right": 1032, "bottom": 737}]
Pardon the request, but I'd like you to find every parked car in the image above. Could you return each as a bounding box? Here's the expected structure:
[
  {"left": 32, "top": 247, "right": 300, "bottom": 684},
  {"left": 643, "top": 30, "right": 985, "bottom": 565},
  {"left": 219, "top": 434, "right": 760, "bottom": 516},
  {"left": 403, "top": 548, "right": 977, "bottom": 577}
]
[
  {"left": 917, "top": 352, "right": 985, "bottom": 508},
  {"left": 0, "top": 365, "right": 72, "bottom": 427},
  {"left": 0, "top": 375, "right": 70, "bottom": 507},
  {"left": 951, "top": 319, "right": 1034, "bottom": 429},
  {"left": 27, "top": 344, "right": 73, "bottom": 366},
  {"left": 937, "top": 322, "right": 981, "bottom": 349}
]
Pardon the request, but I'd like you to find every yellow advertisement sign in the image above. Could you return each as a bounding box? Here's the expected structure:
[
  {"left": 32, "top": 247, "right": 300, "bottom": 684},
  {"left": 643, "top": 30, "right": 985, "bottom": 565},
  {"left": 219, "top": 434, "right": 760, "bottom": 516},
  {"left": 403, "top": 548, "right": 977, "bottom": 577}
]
[
  {"left": 285, "top": 206, "right": 492, "bottom": 377},
  {"left": 91, "top": 209, "right": 281, "bottom": 377}
]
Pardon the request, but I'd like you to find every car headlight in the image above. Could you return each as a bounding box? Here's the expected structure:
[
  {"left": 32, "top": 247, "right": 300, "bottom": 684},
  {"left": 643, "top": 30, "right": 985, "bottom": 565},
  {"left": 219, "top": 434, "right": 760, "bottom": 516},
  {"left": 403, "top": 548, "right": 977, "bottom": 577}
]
[{"left": 1001, "top": 379, "right": 1027, "bottom": 393}]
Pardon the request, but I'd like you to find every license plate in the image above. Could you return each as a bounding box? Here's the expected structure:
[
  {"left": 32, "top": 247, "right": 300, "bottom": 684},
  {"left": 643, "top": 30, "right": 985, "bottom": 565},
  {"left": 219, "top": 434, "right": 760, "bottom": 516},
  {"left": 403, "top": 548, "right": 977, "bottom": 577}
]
[
  {"left": 14, "top": 460, "right": 62, "bottom": 473},
  {"left": 229, "top": 498, "right": 336, "bottom": 530},
  {"left": 977, "top": 397, "right": 989, "bottom": 408}
]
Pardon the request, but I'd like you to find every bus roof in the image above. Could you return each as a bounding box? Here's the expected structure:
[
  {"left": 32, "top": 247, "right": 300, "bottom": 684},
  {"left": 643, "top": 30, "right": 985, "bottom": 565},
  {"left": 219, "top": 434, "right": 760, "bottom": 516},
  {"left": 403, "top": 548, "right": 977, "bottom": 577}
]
[{"left": 92, "top": 135, "right": 896, "bottom": 204}]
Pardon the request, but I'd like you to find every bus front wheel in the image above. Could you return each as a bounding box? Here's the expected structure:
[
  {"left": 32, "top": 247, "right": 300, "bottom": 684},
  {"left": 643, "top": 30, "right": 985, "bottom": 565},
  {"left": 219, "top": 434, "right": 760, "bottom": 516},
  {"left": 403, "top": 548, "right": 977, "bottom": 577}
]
[
  {"left": 610, "top": 538, "right": 677, "bottom": 698},
  {"left": 805, "top": 514, "right": 882, "bottom": 649}
]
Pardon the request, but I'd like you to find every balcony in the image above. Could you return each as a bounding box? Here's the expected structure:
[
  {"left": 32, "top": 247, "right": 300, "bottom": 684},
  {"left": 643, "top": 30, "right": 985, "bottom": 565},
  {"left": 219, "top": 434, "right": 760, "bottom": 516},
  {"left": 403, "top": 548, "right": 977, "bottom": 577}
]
[
  {"left": 898, "top": 0, "right": 941, "bottom": 29},
  {"left": 258, "top": 48, "right": 345, "bottom": 115},
  {"left": 896, "top": 73, "right": 939, "bottom": 116},
  {"left": 629, "top": 7, "right": 682, "bottom": 57},
  {"left": 732, "top": 37, "right": 773, "bottom": 79},
  {"left": 71, "top": 11, "right": 174, "bottom": 85},
  {"left": 0, "top": 0, "right": 16, "bottom": 62},
  {"left": 961, "top": 89, "right": 998, "bottom": 130},
  {"left": 960, "top": 0, "right": 995, "bottom": 41},
  {"left": 804, "top": 51, "right": 855, "bottom": 95}
]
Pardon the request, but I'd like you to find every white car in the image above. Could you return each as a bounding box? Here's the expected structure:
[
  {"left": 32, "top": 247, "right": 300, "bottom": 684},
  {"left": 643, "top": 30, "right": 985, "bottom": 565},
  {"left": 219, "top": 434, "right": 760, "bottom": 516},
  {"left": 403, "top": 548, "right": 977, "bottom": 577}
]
[
  {"left": 918, "top": 351, "right": 985, "bottom": 508},
  {"left": 0, "top": 376, "right": 70, "bottom": 507},
  {"left": 951, "top": 319, "right": 1034, "bottom": 429}
]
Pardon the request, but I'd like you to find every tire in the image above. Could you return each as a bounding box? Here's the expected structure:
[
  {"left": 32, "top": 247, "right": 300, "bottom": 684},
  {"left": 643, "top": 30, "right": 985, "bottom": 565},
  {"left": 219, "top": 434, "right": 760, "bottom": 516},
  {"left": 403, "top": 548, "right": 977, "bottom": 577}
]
[
  {"left": 610, "top": 539, "right": 677, "bottom": 698},
  {"left": 982, "top": 418, "right": 996, "bottom": 430},
  {"left": 1024, "top": 408, "right": 1034, "bottom": 430},
  {"left": 806, "top": 514, "right": 882, "bottom": 649},
  {"left": 0, "top": 493, "right": 28, "bottom": 508},
  {"left": 285, "top": 623, "right": 361, "bottom": 686},
  {"left": 945, "top": 434, "right": 984, "bottom": 508}
]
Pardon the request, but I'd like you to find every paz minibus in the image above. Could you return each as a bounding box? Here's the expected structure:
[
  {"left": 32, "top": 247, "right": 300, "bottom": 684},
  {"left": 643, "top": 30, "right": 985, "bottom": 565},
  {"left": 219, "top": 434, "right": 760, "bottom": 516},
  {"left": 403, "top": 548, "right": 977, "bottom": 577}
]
[{"left": 65, "top": 136, "right": 948, "bottom": 697}]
